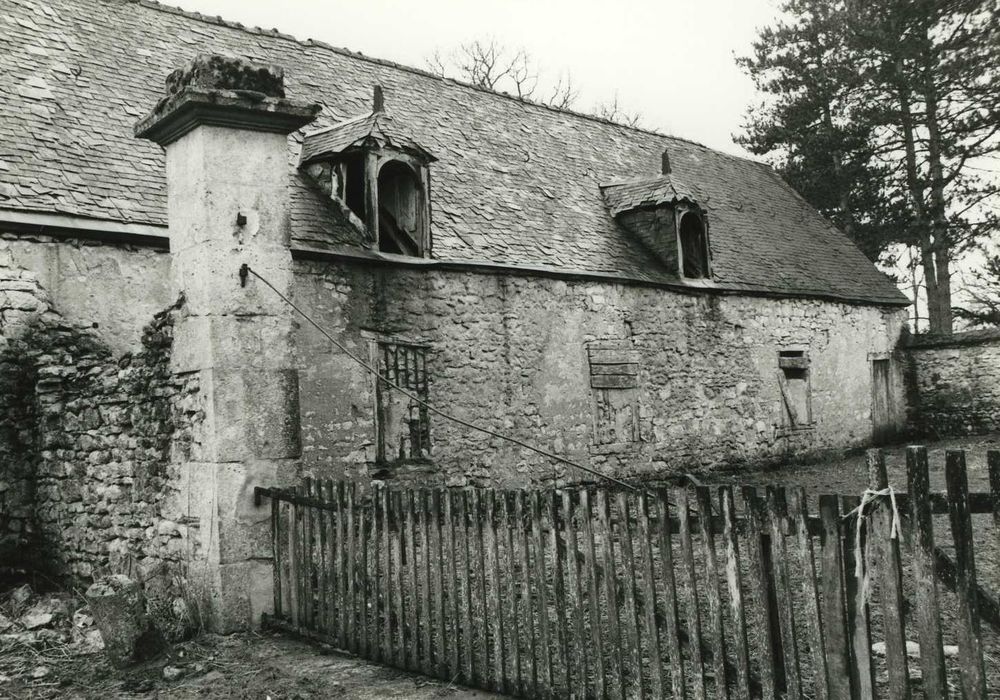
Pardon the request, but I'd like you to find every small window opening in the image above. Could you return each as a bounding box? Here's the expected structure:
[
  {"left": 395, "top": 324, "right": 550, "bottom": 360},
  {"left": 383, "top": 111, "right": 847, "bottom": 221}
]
[
  {"left": 778, "top": 350, "right": 812, "bottom": 427},
  {"left": 342, "top": 152, "right": 366, "bottom": 220},
  {"left": 376, "top": 341, "right": 431, "bottom": 463},
  {"left": 378, "top": 161, "right": 423, "bottom": 256},
  {"left": 679, "top": 211, "right": 710, "bottom": 279}
]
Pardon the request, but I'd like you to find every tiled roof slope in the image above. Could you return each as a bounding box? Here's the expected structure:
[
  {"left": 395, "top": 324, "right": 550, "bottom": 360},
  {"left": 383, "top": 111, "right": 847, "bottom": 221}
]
[{"left": 0, "top": 0, "right": 907, "bottom": 305}]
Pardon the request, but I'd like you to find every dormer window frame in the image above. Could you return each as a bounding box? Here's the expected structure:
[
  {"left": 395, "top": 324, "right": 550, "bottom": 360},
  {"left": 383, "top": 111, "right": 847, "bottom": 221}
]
[
  {"left": 674, "top": 204, "right": 712, "bottom": 280},
  {"left": 368, "top": 149, "right": 432, "bottom": 258}
]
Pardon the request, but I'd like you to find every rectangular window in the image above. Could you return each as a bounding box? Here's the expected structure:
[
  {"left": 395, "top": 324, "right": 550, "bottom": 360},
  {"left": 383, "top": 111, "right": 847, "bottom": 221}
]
[
  {"left": 778, "top": 350, "right": 812, "bottom": 427},
  {"left": 375, "top": 341, "right": 431, "bottom": 463},
  {"left": 588, "top": 341, "right": 640, "bottom": 446}
]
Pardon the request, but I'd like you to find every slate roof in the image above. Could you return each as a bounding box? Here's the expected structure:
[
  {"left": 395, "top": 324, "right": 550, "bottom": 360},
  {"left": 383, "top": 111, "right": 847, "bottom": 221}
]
[
  {"left": 600, "top": 175, "right": 703, "bottom": 217},
  {"left": 0, "top": 0, "right": 908, "bottom": 306}
]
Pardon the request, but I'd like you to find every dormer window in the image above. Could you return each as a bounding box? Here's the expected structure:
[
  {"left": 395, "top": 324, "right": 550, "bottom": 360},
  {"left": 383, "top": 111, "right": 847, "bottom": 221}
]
[
  {"left": 600, "top": 151, "right": 713, "bottom": 282},
  {"left": 678, "top": 208, "right": 710, "bottom": 279},
  {"left": 299, "top": 86, "right": 435, "bottom": 258},
  {"left": 378, "top": 160, "right": 425, "bottom": 256}
]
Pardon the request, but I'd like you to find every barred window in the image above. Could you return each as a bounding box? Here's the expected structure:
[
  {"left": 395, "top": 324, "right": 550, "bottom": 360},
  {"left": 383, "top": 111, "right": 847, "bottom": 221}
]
[{"left": 376, "top": 341, "right": 431, "bottom": 462}]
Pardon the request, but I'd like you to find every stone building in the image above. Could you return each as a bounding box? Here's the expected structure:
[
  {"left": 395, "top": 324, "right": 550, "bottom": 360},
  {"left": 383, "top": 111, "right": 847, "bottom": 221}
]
[{"left": 1, "top": 0, "right": 909, "bottom": 628}]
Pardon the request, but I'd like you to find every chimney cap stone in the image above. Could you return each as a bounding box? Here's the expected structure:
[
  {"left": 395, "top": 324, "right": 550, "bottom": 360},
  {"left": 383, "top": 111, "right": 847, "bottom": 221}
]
[{"left": 134, "top": 54, "right": 320, "bottom": 147}]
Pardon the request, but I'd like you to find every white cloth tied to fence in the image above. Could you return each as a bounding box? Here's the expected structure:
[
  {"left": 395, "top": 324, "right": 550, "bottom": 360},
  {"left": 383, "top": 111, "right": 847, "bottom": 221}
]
[{"left": 843, "top": 486, "right": 902, "bottom": 604}]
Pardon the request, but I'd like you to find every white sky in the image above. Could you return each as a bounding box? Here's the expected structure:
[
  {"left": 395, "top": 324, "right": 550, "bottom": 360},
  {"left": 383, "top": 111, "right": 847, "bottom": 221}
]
[{"left": 167, "top": 0, "right": 782, "bottom": 157}]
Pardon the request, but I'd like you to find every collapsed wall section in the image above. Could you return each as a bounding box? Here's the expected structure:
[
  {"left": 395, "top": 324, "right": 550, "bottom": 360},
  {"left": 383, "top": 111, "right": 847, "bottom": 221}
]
[{"left": 0, "top": 248, "right": 202, "bottom": 585}]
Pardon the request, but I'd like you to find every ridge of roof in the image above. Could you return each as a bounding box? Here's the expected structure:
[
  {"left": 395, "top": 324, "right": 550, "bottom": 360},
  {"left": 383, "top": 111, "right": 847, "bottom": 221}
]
[{"left": 131, "top": 0, "right": 734, "bottom": 156}]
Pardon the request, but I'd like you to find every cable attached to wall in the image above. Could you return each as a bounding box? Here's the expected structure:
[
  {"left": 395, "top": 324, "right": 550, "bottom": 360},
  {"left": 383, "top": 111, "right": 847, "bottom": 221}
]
[{"left": 239, "top": 264, "right": 639, "bottom": 492}]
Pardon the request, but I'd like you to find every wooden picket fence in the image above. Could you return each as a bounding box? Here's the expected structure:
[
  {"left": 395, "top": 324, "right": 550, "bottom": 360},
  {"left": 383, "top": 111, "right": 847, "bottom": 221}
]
[{"left": 255, "top": 447, "right": 1000, "bottom": 699}]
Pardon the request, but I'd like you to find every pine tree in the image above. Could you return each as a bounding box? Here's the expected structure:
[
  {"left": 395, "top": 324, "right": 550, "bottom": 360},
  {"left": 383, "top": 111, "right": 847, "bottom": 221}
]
[{"left": 740, "top": 0, "right": 1000, "bottom": 333}]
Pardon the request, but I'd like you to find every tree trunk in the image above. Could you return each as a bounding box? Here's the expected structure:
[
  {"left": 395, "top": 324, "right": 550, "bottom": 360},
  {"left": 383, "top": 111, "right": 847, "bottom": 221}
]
[{"left": 922, "top": 38, "right": 954, "bottom": 334}]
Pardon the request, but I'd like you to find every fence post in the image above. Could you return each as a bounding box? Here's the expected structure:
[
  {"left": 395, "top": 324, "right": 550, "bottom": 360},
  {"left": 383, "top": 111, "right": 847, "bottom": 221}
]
[
  {"left": 905, "top": 446, "right": 947, "bottom": 700},
  {"left": 657, "top": 489, "right": 687, "bottom": 700},
  {"left": 637, "top": 492, "right": 666, "bottom": 699},
  {"left": 766, "top": 487, "right": 802, "bottom": 700},
  {"left": 563, "top": 489, "right": 588, "bottom": 698},
  {"left": 866, "top": 449, "right": 909, "bottom": 699},
  {"left": 720, "top": 486, "right": 750, "bottom": 700},
  {"left": 741, "top": 487, "right": 781, "bottom": 700},
  {"left": 676, "top": 487, "right": 707, "bottom": 700},
  {"left": 617, "top": 491, "right": 645, "bottom": 700},
  {"left": 580, "top": 489, "right": 606, "bottom": 699},
  {"left": 945, "top": 450, "right": 988, "bottom": 699},
  {"left": 789, "top": 488, "right": 828, "bottom": 700},
  {"left": 817, "top": 495, "right": 852, "bottom": 700},
  {"left": 596, "top": 488, "right": 626, "bottom": 700},
  {"left": 841, "top": 493, "right": 874, "bottom": 700},
  {"left": 695, "top": 486, "right": 728, "bottom": 700}
]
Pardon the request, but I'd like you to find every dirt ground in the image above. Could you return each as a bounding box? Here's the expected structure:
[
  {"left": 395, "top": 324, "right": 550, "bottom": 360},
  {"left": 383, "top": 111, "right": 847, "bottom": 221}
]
[{"left": 0, "top": 624, "right": 503, "bottom": 699}]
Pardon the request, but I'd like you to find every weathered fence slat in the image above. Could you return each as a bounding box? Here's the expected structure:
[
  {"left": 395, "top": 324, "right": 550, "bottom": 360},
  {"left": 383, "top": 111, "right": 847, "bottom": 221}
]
[
  {"left": 790, "top": 488, "right": 828, "bottom": 700},
  {"left": 289, "top": 487, "right": 301, "bottom": 629},
  {"left": 742, "top": 487, "right": 778, "bottom": 700},
  {"left": 379, "top": 487, "right": 392, "bottom": 664},
  {"left": 460, "top": 490, "right": 474, "bottom": 683},
  {"left": 419, "top": 490, "right": 434, "bottom": 677},
  {"left": 346, "top": 483, "right": 358, "bottom": 655},
  {"left": 720, "top": 486, "right": 750, "bottom": 700},
  {"left": 580, "top": 489, "right": 606, "bottom": 699},
  {"left": 817, "top": 496, "right": 852, "bottom": 700},
  {"left": 616, "top": 492, "right": 644, "bottom": 699},
  {"left": 767, "top": 487, "right": 802, "bottom": 700},
  {"left": 473, "top": 489, "right": 490, "bottom": 689},
  {"left": 362, "top": 487, "right": 372, "bottom": 658},
  {"left": 597, "top": 488, "right": 626, "bottom": 700},
  {"left": 516, "top": 491, "right": 537, "bottom": 696},
  {"left": 945, "top": 450, "right": 988, "bottom": 699},
  {"left": 841, "top": 494, "right": 875, "bottom": 700},
  {"left": 303, "top": 478, "right": 314, "bottom": 629},
  {"left": 657, "top": 489, "right": 687, "bottom": 700},
  {"left": 393, "top": 490, "right": 406, "bottom": 667},
  {"left": 637, "top": 492, "right": 665, "bottom": 699},
  {"left": 990, "top": 450, "right": 1000, "bottom": 557},
  {"left": 696, "top": 486, "right": 728, "bottom": 700},
  {"left": 563, "top": 490, "right": 588, "bottom": 698},
  {"left": 272, "top": 496, "right": 283, "bottom": 620},
  {"left": 549, "top": 491, "right": 570, "bottom": 698},
  {"left": 530, "top": 490, "right": 553, "bottom": 698},
  {"left": 905, "top": 446, "right": 947, "bottom": 700},
  {"left": 677, "top": 487, "right": 707, "bottom": 700},
  {"left": 431, "top": 489, "right": 447, "bottom": 678},
  {"left": 484, "top": 491, "right": 504, "bottom": 693},
  {"left": 501, "top": 492, "right": 522, "bottom": 696},
  {"left": 446, "top": 489, "right": 459, "bottom": 680},
  {"left": 866, "top": 450, "right": 909, "bottom": 700},
  {"left": 404, "top": 491, "right": 418, "bottom": 671}
]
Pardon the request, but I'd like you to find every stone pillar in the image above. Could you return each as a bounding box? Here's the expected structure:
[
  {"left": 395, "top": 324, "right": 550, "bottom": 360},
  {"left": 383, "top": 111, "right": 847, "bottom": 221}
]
[{"left": 135, "top": 55, "right": 319, "bottom": 631}]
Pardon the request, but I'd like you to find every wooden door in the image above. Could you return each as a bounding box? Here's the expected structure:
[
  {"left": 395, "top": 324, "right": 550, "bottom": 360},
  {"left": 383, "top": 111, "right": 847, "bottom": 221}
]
[{"left": 871, "top": 358, "right": 893, "bottom": 444}]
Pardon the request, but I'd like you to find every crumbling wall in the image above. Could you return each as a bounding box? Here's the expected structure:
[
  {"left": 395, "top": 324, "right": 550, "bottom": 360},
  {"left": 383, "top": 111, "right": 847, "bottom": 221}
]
[
  {"left": 0, "top": 249, "right": 201, "bottom": 582},
  {"left": 292, "top": 260, "right": 908, "bottom": 487},
  {"left": 905, "top": 329, "right": 1000, "bottom": 437}
]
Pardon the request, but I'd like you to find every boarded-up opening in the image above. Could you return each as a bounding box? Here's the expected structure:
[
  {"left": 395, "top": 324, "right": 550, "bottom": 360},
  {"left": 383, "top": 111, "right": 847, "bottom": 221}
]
[
  {"left": 679, "top": 211, "right": 710, "bottom": 279},
  {"left": 872, "top": 357, "right": 894, "bottom": 444},
  {"left": 778, "top": 350, "right": 812, "bottom": 428},
  {"left": 587, "top": 341, "right": 640, "bottom": 446}
]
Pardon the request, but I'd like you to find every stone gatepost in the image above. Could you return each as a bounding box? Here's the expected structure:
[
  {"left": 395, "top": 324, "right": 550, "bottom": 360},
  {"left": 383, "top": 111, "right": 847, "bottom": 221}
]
[{"left": 136, "top": 55, "right": 319, "bottom": 631}]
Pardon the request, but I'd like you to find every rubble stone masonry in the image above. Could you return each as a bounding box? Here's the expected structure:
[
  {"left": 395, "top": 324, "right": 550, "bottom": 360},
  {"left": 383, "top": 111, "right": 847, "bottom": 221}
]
[
  {"left": 293, "top": 260, "right": 909, "bottom": 487},
  {"left": 0, "top": 240, "right": 201, "bottom": 583},
  {"left": 905, "top": 329, "right": 1000, "bottom": 436}
]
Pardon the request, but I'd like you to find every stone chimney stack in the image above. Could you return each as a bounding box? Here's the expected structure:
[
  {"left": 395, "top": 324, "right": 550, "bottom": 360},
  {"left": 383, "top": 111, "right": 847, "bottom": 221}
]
[{"left": 136, "top": 55, "right": 319, "bottom": 631}]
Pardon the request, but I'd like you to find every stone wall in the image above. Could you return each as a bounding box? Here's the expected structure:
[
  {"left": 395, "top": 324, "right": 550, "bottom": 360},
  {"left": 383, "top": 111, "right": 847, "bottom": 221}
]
[
  {"left": 905, "top": 329, "right": 1000, "bottom": 437},
  {"left": 292, "top": 260, "right": 908, "bottom": 487},
  {"left": 0, "top": 250, "right": 201, "bottom": 583}
]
